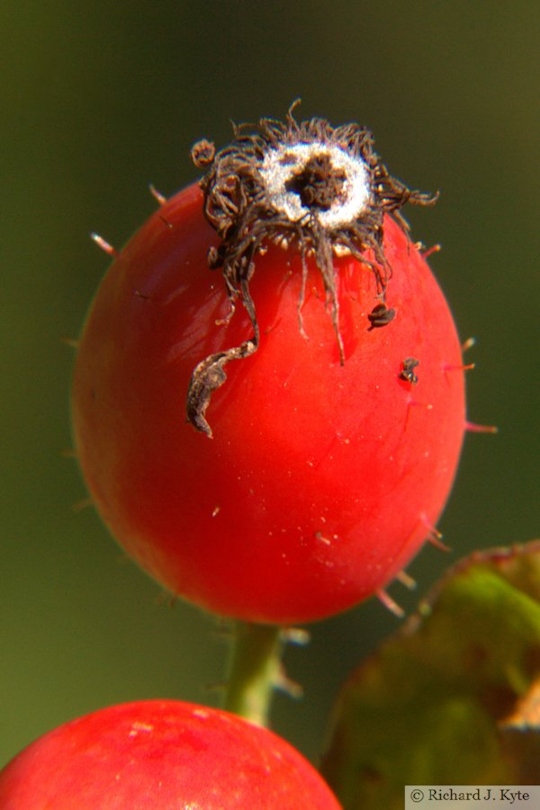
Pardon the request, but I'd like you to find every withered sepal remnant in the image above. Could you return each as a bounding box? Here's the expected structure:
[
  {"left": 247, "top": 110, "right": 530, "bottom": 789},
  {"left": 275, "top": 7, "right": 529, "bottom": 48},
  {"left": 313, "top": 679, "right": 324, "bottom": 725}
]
[
  {"left": 399, "top": 357, "right": 420, "bottom": 384},
  {"left": 187, "top": 103, "right": 437, "bottom": 436}
]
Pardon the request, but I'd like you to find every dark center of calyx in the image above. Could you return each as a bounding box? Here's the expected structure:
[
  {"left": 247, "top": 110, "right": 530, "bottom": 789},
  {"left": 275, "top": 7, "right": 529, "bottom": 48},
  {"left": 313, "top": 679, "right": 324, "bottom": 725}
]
[{"left": 284, "top": 154, "right": 347, "bottom": 212}]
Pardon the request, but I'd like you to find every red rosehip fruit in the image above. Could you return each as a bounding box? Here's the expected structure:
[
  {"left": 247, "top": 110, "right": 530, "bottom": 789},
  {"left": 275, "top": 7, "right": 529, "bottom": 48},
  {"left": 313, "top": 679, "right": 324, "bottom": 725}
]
[
  {"left": 72, "top": 112, "right": 466, "bottom": 624},
  {"left": 0, "top": 700, "right": 340, "bottom": 809}
]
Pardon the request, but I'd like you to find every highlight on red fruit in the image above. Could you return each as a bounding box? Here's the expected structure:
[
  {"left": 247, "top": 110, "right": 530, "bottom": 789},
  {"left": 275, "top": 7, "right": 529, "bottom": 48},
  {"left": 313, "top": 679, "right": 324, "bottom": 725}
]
[
  {"left": 71, "top": 109, "right": 467, "bottom": 624},
  {"left": 0, "top": 700, "right": 340, "bottom": 809}
]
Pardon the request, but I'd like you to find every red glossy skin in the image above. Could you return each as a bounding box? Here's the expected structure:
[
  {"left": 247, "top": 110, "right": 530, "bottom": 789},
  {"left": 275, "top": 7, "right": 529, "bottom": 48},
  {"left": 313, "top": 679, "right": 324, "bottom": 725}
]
[
  {"left": 72, "top": 183, "right": 466, "bottom": 624},
  {"left": 0, "top": 700, "right": 340, "bottom": 809}
]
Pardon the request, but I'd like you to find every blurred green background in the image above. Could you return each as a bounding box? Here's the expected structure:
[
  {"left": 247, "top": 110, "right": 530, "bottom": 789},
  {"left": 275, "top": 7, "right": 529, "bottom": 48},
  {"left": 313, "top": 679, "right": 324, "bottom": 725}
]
[{"left": 2, "top": 1, "right": 539, "bottom": 767}]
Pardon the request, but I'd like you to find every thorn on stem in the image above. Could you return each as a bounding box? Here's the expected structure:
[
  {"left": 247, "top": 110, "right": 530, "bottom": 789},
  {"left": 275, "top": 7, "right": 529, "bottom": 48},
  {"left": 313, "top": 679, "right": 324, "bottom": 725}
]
[
  {"left": 420, "top": 514, "right": 449, "bottom": 551},
  {"left": 149, "top": 183, "right": 168, "bottom": 206},
  {"left": 465, "top": 421, "right": 498, "bottom": 434},
  {"left": 90, "top": 232, "right": 118, "bottom": 257},
  {"left": 421, "top": 243, "right": 441, "bottom": 259},
  {"left": 280, "top": 628, "right": 310, "bottom": 646},
  {"left": 376, "top": 589, "right": 405, "bottom": 618},
  {"left": 395, "top": 569, "right": 416, "bottom": 590},
  {"left": 273, "top": 667, "right": 304, "bottom": 699}
]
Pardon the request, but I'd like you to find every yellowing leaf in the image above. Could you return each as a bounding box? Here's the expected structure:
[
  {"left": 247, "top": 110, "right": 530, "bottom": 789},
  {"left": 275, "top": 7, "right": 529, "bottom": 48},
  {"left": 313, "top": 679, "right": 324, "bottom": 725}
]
[{"left": 321, "top": 541, "right": 540, "bottom": 809}]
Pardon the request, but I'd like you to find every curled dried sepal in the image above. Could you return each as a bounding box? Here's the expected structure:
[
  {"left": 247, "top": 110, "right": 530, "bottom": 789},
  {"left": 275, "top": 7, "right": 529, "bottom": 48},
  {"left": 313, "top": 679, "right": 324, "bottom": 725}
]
[
  {"left": 187, "top": 104, "right": 437, "bottom": 435},
  {"left": 186, "top": 276, "right": 259, "bottom": 438},
  {"left": 191, "top": 139, "right": 215, "bottom": 169},
  {"left": 186, "top": 335, "right": 259, "bottom": 438}
]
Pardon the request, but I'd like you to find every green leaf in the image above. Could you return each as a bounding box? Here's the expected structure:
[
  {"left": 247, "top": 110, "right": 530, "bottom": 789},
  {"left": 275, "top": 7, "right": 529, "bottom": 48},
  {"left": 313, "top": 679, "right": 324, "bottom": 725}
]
[{"left": 321, "top": 541, "right": 540, "bottom": 809}]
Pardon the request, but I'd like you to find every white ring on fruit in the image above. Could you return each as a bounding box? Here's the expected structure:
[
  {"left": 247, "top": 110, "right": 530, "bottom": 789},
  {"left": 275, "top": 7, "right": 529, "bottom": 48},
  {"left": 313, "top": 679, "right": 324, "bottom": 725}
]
[{"left": 259, "top": 142, "right": 371, "bottom": 229}]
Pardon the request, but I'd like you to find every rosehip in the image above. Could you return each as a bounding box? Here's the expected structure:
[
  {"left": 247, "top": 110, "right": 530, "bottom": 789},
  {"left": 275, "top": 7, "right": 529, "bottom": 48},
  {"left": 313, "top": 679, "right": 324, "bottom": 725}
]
[
  {"left": 71, "top": 111, "right": 466, "bottom": 624},
  {"left": 0, "top": 700, "right": 340, "bottom": 808}
]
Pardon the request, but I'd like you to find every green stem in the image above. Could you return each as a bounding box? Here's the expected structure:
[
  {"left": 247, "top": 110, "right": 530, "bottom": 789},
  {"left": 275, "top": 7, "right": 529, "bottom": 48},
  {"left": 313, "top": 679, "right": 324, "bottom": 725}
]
[{"left": 223, "top": 621, "right": 283, "bottom": 727}]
